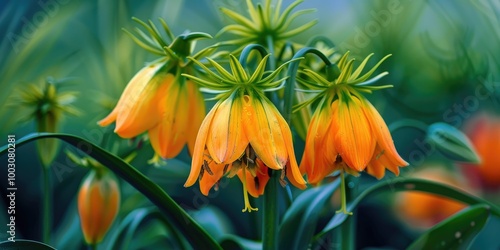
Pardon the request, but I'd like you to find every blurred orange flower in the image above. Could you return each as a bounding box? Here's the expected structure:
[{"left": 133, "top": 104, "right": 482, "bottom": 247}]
[
  {"left": 395, "top": 167, "right": 466, "bottom": 229},
  {"left": 462, "top": 113, "right": 500, "bottom": 189},
  {"left": 78, "top": 168, "right": 120, "bottom": 245}
]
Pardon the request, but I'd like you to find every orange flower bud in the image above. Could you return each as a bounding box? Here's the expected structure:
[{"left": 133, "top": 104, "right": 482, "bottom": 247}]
[{"left": 78, "top": 168, "right": 120, "bottom": 245}]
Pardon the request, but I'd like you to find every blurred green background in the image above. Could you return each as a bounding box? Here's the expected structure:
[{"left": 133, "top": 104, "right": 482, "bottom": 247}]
[{"left": 1, "top": 0, "right": 499, "bottom": 249}]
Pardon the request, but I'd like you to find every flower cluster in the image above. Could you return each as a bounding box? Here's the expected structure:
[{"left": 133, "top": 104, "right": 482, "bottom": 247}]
[{"left": 97, "top": 0, "right": 407, "bottom": 213}]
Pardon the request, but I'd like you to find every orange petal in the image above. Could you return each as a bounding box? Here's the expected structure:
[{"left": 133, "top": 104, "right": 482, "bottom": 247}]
[
  {"left": 366, "top": 147, "right": 387, "bottom": 179},
  {"left": 113, "top": 65, "right": 172, "bottom": 138},
  {"left": 186, "top": 80, "right": 206, "bottom": 156},
  {"left": 237, "top": 160, "right": 270, "bottom": 197},
  {"left": 333, "top": 95, "right": 375, "bottom": 171},
  {"left": 244, "top": 95, "right": 287, "bottom": 170},
  {"left": 148, "top": 81, "right": 189, "bottom": 158},
  {"left": 363, "top": 100, "right": 408, "bottom": 167},
  {"left": 98, "top": 108, "right": 118, "bottom": 127},
  {"left": 271, "top": 102, "right": 306, "bottom": 188},
  {"left": 199, "top": 160, "right": 226, "bottom": 195},
  {"left": 206, "top": 95, "right": 248, "bottom": 164},
  {"left": 185, "top": 102, "right": 221, "bottom": 187},
  {"left": 300, "top": 98, "right": 334, "bottom": 184}
]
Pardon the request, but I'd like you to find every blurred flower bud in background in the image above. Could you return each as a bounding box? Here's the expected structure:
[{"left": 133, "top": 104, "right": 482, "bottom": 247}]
[{"left": 10, "top": 78, "right": 79, "bottom": 167}]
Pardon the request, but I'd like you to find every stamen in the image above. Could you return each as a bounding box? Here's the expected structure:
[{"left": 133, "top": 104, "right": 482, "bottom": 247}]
[
  {"left": 375, "top": 150, "right": 385, "bottom": 160},
  {"left": 199, "top": 166, "right": 205, "bottom": 181},
  {"left": 279, "top": 168, "right": 287, "bottom": 187},
  {"left": 203, "top": 160, "right": 214, "bottom": 175},
  {"left": 241, "top": 168, "right": 258, "bottom": 213}
]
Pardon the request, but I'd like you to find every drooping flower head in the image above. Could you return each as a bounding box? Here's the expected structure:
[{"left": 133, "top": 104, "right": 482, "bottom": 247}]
[
  {"left": 296, "top": 51, "right": 408, "bottom": 184},
  {"left": 183, "top": 51, "right": 306, "bottom": 212},
  {"left": 218, "top": 0, "right": 317, "bottom": 52},
  {"left": 98, "top": 18, "right": 213, "bottom": 161}
]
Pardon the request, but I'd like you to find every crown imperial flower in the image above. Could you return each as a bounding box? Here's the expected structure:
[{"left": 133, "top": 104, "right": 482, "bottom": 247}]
[
  {"left": 183, "top": 51, "right": 306, "bottom": 212},
  {"left": 297, "top": 52, "right": 408, "bottom": 183},
  {"left": 98, "top": 18, "right": 212, "bottom": 160}
]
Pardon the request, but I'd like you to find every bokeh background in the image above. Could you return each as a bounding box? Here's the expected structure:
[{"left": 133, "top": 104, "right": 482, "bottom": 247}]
[{"left": 1, "top": 0, "right": 499, "bottom": 249}]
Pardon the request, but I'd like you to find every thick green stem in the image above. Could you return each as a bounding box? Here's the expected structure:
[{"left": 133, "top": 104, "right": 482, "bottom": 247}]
[
  {"left": 42, "top": 166, "right": 51, "bottom": 244},
  {"left": 262, "top": 173, "right": 280, "bottom": 250}
]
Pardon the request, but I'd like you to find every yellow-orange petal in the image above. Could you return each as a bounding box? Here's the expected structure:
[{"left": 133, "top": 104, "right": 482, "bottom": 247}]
[
  {"left": 363, "top": 100, "right": 408, "bottom": 167},
  {"left": 206, "top": 95, "right": 248, "bottom": 164},
  {"left": 333, "top": 95, "right": 375, "bottom": 171},
  {"left": 186, "top": 81, "right": 206, "bottom": 156},
  {"left": 185, "top": 102, "right": 221, "bottom": 187},
  {"left": 113, "top": 65, "right": 172, "bottom": 138},
  {"left": 98, "top": 108, "right": 118, "bottom": 127},
  {"left": 271, "top": 103, "right": 307, "bottom": 188},
  {"left": 148, "top": 81, "right": 189, "bottom": 158},
  {"left": 366, "top": 147, "right": 387, "bottom": 180},
  {"left": 244, "top": 95, "right": 287, "bottom": 170},
  {"left": 300, "top": 97, "right": 335, "bottom": 184}
]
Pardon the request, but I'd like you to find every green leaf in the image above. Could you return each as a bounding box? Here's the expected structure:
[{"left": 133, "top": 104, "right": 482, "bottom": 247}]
[
  {"left": 315, "top": 178, "right": 500, "bottom": 241},
  {"left": 109, "top": 207, "right": 189, "bottom": 250},
  {"left": 279, "top": 179, "right": 339, "bottom": 250},
  {"left": 427, "top": 122, "right": 480, "bottom": 163},
  {"left": 407, "top": 204, "right": 490, "bottom": 250},
  {"left": 0, "top": 240, "right": 56, "bottom": 250},
  {"left": 219, "top": 235, "right": 262, "bottom": 250},
  {"left": 0, "top": 133, "right": 221, "bottom": 250}
]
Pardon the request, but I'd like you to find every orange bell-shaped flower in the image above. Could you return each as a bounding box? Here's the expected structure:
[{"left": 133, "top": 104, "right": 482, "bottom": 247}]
[{"left": 78, "top": 167, "right": 120, "bottom": 245}]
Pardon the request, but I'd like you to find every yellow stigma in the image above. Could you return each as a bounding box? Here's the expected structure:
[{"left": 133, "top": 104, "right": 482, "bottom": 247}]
[{"left": 241, "top": 168, "right": 258, "bottom": 213}]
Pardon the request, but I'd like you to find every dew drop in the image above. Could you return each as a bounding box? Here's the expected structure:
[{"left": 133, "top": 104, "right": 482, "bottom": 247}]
[
  {"left": 470, "top": 221, "right": 475, "bottom": 227},
  {"left": 348, "top": 182, "right": 355, "bottom": 188},
  {"left": 455, "top": 231, "right": 461, "bottom": 238}
]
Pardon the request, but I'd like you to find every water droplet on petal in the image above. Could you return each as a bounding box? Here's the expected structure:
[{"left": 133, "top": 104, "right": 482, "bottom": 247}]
[
  {"left": 470, "top": 221, "right": 475, "bottom": 227},
  {"left": 455, "top": 231, "right": 461, "bottom": 238}
]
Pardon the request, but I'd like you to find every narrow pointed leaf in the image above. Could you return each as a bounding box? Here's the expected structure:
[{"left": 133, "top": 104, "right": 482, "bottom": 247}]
[
  {"left": 279, "top": 179, "right": 340, "bottom": 250},
  {"left": 0, "top": 133, "right": 221, "bottom": 250}
]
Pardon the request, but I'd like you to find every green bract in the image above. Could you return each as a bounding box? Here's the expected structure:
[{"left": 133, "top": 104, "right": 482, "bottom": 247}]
[
  {"left": 183, "top": 51, "right": 298, "bottom": 100},
  {"left": 218, "top": 0, "right": 317, "bottom": 52}
]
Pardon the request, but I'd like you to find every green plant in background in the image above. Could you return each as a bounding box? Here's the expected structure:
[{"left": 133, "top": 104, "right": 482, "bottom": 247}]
[{"left": 1, "top": 0, "right": 500, "bottom": 250}]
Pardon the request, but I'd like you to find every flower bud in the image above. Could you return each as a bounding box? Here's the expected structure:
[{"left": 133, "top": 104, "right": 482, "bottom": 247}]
[{"left": 78, "top": 168, "right": 120, "bottom": 245}]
